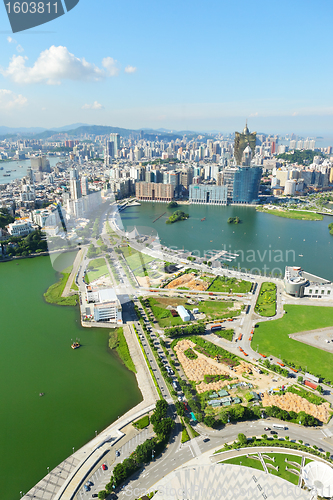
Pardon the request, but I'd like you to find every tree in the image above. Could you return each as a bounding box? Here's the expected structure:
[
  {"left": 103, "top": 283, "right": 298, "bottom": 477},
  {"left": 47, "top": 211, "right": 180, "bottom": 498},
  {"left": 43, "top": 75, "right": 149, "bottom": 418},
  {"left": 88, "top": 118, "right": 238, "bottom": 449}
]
[
  {"left": 203, "top": 415, "right": 216, "bottom": 428},
  {"left": 98, "top": 491, "right": 107, "bottom": 499},
  {"left": 238, "top": 433, "right": 247, "bottom": 446},
  {"left": 175, "top": 401, "right": 185, "bottom": 416},
  {"left": 153, "top": 417, "right": 175, "bottom": 439}
]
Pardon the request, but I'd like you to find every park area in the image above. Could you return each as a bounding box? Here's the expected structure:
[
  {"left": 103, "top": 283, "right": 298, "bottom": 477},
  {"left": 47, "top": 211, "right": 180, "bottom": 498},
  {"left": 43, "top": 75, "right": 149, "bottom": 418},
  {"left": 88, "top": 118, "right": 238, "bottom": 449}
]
[
  {"left": 254, "top": 282, "right": 276, "bottom": 317},
  {"left": 85, "top": 257, "right": 110, "bottom": 284},
  {"left": 252, "top": 305, "right": 333, "bottom": 383},
  {"left": 221, "top": 452, "right": 303, "bottom": 485},
  {"left": 208, "top": 276, "right": 252, "bottom": 293}
]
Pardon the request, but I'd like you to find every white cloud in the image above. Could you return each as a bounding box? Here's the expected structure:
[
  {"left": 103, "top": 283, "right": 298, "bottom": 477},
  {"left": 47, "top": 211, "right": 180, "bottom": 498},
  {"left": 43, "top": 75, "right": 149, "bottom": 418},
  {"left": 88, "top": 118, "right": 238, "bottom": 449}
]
[
  {"left": 102, "top": 57, "right": 119, "bottom": 77},
  {"left": 82, "top": 101, "right": 104, "bottom": 110},
  {"left": 7, "top": 36, "right": 15, "bottom": 43},
  {"left": 0, "top": 89, "right": 27, "bottom": 109},
  {"left": 16, "top": 44, "right": 24, "bottom": 53},
  {"left": 124, "top": 65, "right": 137, "bottom": 74},
  {"left": 0, "top": 46, "right": 107, "bottom": 85}
]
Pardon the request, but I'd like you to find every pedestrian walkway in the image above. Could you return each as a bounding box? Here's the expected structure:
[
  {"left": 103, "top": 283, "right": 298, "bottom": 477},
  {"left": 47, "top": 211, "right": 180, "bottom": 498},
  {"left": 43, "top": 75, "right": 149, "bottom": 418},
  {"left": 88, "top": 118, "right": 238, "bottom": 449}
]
[
  {"left": 62, "top": 248, "right": 83, "bottom": 297},
  {"left": 22, "top": 455, "right": 80, "bottom": 500}
]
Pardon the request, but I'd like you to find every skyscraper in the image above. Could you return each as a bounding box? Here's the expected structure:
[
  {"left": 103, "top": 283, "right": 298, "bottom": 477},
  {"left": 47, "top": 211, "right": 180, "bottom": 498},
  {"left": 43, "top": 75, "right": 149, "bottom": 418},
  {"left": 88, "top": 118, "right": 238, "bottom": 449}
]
[
  {"left": 234, "top": 122, "right": 257, "bottom": 165},
  {"left": 110, "top": 133, "right": 120, "bottom": 157},
  {"left": 69, "top": 168, "right": 81, "bottom": 200}
]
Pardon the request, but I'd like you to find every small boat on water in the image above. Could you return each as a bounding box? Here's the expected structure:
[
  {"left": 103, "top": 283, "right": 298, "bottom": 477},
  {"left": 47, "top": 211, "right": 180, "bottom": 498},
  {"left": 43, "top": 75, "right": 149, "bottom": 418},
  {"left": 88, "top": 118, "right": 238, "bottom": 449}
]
[
  {"left": 298, "top": 254, "right": 303, "bottom": 257},
  {"left": 71, "top": 341, "right": 81, "bottom": 349},
  {"left": 201, "top": 217, "right": 206, "bottom": 221}
]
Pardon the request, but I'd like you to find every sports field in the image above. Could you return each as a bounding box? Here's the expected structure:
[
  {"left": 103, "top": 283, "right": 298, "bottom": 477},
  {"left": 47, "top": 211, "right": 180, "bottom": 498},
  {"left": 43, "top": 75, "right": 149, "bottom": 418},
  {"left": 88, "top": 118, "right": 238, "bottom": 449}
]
[{"left": 252, "top": 305, "right": 333, "bottom": 381}]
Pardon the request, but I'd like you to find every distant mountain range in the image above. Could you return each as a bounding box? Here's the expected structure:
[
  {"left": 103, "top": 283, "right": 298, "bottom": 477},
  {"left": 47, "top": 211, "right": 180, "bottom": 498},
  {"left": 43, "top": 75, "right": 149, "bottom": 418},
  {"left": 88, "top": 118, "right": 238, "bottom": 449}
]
[
  {"left": 0, "top": 124, "right": 223, "bottom": 142},
  {"left": 0, "top": 124, "right": 213, "bottom": 142}
]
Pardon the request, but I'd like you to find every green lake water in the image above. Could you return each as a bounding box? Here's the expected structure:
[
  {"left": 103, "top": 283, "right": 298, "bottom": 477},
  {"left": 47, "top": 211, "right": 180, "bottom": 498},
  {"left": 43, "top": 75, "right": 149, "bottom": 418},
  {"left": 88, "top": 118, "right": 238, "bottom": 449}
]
[
  {"left": 0, "top": 254, "right": 141, "bottom": 500},
  {"left": 119, "top": 203, "right": 333, "bottom": 281}
]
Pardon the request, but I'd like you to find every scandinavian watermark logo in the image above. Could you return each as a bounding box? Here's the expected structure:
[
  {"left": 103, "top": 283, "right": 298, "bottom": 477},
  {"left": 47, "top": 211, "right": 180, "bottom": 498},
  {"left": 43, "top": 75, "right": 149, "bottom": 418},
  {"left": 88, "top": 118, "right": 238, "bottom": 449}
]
[{"left": 3, "top": 0, "right": 79, "bottom": 33}]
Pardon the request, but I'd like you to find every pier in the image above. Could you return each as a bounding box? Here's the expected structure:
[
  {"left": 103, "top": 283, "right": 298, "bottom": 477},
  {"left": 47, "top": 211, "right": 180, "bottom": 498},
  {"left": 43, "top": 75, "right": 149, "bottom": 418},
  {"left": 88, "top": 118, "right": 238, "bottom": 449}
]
[{"left": 153, "top": 212, "right": 166, "bottom": 222}]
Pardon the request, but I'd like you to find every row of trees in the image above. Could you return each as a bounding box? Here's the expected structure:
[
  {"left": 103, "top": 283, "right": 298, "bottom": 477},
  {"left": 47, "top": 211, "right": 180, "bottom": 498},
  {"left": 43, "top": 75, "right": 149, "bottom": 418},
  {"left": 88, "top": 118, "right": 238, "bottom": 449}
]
[
  {"left": 203, "top": 403, "right": 319, "bottom": 428},
  {"left": 99, "top": 400, "right": 174, "bottom": 497},
  {"left": 165, "top": 323, "right": 205, "bottom": 338},
  {"left": 329, "top": 222, "right": 333, "bottom": 235}
]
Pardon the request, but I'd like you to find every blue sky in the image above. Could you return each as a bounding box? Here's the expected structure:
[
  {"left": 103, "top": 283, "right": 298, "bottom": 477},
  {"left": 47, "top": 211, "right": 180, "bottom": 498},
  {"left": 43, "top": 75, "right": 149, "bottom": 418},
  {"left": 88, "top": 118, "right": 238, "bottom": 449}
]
[{"left": 0, "top": 0, "right": 332, "bottom": 134}]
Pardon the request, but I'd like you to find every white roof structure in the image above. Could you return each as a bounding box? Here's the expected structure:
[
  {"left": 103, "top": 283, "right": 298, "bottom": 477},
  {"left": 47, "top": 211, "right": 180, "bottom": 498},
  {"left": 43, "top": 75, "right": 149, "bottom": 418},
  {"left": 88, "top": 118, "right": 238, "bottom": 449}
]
[
  {"left": 302, "top": 460, "right": 333, "bottom": 498},
  {"left": 99, "top": 288, "right": 117, "bottom": 303}
]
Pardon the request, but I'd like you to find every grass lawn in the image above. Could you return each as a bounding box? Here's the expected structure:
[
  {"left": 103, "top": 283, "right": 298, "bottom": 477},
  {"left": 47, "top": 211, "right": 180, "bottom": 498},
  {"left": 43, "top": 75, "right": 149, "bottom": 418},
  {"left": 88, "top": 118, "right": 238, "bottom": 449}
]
[
  {"left": 208, "top": 276, "right": 252, "bottom": 293},
  {"left": 262, "top": 453, "right": 301, "bottom": 485},
  {"left": 221, "top": 454, "right": 264, "bottom": 472},
  {"left": 44, "top": 266, "right": 78, "bottom": 306},
  {"left": 198, "top": 300, "right": 241, "bottom": 321},
  {"left": 108, "top": 328, "right": 136, "bottom": 373},
  {"left": 86, "top": 257, "right": 110, "bottom": 283},
  {"left": 254, "top": 282, "right": 276, "bottom": 317},
  {"left": 213, "top": 328, "right": 234, "bottom": 341},
  {"left": 252, "top": 305, "right": 333, "bottom": 381},
  {"left": 258, "top": 209, "right": 323, "bottom": 221},
  {"left": 133, "top": 415, "right": 150, "bottom": 429},
  {"left": 121, "top": 246, "right": 155, "bottom": 277},
  {"left": 148, "top": 297, "right": 186, "bottom": 328}
]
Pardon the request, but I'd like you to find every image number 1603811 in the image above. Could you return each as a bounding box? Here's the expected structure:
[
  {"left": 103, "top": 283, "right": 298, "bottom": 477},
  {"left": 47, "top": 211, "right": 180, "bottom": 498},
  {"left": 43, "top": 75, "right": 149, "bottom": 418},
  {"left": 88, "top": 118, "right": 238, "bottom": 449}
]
[
  {"left": 5, "top": 2, "right": 59, "bottom": 14},
  {"left": 3, "top": 0, "right": 80, "bottom": 33}
]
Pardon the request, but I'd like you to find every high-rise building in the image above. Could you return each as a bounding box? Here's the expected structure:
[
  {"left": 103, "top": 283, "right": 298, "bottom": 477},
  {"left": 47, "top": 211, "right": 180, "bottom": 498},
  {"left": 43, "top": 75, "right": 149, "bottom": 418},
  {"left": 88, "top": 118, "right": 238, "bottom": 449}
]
[
  {"left": 110, "top": 133, "right": 120, "bottom": 157},
  {"left": 234, "top": 123, "right": 257, "bottom": 165},
  {"left": 31, "top": 156, "right": 51, "bottom": 172},
  {"left": 81, "top": 175, "right": 89, "bottom": 196},
  {"left": 189, "top": 184, "right": 227, "bottom": 205},
  {"left": 135, "top": 182, "right": 174, "bottom": 201},
  {"left": 69, "top": 168, "right": 81, "bottom": 200}
]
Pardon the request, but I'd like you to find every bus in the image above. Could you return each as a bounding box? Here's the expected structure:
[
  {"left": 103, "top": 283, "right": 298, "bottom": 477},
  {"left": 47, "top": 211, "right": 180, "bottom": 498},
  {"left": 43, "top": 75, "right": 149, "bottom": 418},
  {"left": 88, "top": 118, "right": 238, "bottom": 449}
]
[
  {"left": 211, "top": 324, "right": 222, "bottom": 331},
  {"left": 273, "top": 424, "right": 287, "bottom": 430}
]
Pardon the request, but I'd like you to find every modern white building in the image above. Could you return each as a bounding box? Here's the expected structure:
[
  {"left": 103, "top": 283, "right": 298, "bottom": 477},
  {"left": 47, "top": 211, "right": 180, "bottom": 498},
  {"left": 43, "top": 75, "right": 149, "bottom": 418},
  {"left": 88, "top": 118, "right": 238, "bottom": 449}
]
[
  {"left": 177, "top": 305, "right": 190, "bottom": 322},
  {"left": 6, "top": 220, "right": 35, "bottom": 237},
  {"left": 86, "top": 286, "right": 122, "bottom": 323},
  {"left": 284, "top": 266, "right": 332, "bottom": 299}
]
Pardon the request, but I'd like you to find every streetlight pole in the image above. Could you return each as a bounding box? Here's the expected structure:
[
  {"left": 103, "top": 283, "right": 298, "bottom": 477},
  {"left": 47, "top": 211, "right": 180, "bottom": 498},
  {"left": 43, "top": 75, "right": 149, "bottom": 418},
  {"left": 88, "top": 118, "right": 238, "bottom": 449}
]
[
  {"left": 95, "top": 430, "right": 97, "bottom": 437},
  {"left": 20, "top": 492, "right": 22, "bottom": 498},
  {"left": 47, "top": 466, "right": 49, "bottom": 475},
  {"left": 72, "top": 447, "right": 75, "bottom": 454}
]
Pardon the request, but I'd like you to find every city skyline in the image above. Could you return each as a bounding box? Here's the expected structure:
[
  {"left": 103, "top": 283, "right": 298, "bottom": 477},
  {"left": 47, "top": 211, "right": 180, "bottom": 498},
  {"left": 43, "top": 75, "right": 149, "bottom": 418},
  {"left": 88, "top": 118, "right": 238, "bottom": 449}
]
[{"left": 0, "top": 0, "right": 332, "bottom": 133}]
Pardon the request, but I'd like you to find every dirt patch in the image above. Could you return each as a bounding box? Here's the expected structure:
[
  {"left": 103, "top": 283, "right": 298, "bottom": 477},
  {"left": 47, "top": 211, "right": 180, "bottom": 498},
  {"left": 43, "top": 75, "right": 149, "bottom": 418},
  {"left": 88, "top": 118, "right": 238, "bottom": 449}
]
[
  {"left": 261, "top": 392, "right": 331, "bottom": 423},
  {"left": 166, "top": 273, "right": 209, "bottom": 291},
  {"left": 136, "top": 276, "right": 150, "bottom": 287},
  {"left": 175, "top": 339, "right": 252, "bottom": 391}
]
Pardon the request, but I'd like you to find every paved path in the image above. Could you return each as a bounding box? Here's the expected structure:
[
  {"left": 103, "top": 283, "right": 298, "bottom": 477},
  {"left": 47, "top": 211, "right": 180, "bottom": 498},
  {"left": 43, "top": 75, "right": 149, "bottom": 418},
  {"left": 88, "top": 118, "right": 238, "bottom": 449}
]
[{"left": 62, "top": 248, "right": 84, "bottom": 297}]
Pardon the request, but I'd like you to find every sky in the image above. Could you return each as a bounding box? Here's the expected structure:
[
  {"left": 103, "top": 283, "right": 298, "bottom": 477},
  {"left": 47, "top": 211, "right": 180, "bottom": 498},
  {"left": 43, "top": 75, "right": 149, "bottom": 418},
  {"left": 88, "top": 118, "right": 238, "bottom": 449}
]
[{"left": 0, "top": 0, "right": 333, "bottom": 135}]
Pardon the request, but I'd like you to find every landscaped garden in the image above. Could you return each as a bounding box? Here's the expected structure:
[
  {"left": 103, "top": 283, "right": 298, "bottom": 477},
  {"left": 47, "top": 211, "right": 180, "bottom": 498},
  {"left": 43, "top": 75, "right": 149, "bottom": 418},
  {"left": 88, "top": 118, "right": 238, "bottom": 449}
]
[
  {"left": 221, "top": 452, "right": 302, "bottom": 485},
  {"left": 208, "top": 276, "right": 252, "bottom": 293},
  {"left": 252, "top": 305, "right": 333, "bottom": 384},
  {"left": 254, "top": 282, "right": 276, "bottom": 317}
]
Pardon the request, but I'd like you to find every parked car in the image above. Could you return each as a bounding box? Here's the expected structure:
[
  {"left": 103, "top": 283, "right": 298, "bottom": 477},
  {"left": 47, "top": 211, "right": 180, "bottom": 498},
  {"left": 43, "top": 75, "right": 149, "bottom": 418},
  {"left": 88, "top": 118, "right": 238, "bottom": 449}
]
[
  {"left": 83, "top": 485, "right": 90, "bottom": 492},
  {"left": 87, "top": 480, "right": 94, "bottom": 486},
  {"left": 264, "top": 427, "right": 270, "bottom": 431},
  {"left": 203, "top": 438, "right": 210, "bottom": 443},
  {"left": 270, "top": 430, "right": 277, "bottom": 435},
  {"left": 102, "top": 463, "right": 107, "bottom": 471},
  {"left": 115, "top": 450, "right": 120, "bottom": 457}
]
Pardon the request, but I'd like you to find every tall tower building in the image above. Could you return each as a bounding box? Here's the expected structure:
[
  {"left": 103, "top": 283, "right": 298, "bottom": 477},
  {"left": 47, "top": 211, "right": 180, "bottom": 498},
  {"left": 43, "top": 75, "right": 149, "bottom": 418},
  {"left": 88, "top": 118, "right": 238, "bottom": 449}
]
[
  {"left": 69, "top": 168, "right": 81, "bottom": 200},
  {"left": 81, "top": 175, "right": 89, "bottom": 196},
  {"left": 110, "top": 133, "right": 120, "bottom": 157},
  {"left": 234, "top": 122, "right": 257, "bottom": 165}
]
